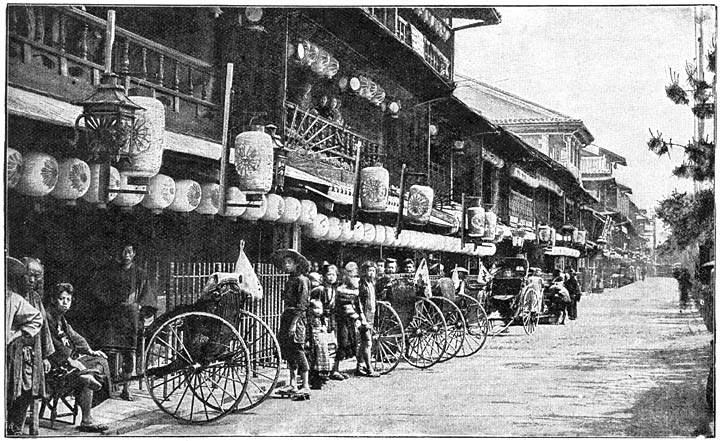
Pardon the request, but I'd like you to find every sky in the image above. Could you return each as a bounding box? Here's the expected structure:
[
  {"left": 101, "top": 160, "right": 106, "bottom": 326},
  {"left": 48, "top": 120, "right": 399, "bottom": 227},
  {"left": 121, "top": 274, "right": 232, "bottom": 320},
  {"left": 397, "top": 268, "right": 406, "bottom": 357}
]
[{"left": 454, "top": 6, "right": 714, "bottom": 212}]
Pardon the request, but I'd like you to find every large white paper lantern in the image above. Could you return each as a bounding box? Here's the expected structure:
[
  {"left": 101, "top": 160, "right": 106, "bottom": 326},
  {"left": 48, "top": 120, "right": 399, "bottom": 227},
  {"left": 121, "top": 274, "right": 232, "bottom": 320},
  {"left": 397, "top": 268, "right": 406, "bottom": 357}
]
[
  {"left": 261, "top": 193, "right": 285, "bottom": 222},
  {"left": 113, "top": 172, "right": 147, "bottom": 208},
  {"left": 326, "top": 217, "right": 342, "bottom": 241},
  {"left": 222, "top": 186, "right": 247, "bottom": 218},
  {"left": 142, "top": 174, "right": 175, "bottom": 214},
  {"left": 352, "top": 221, "right": 365, "bottom": 243},
  {"left": 195, "top": 183, "right": 221, "bottom": 215},
  {"left": 7, "top": 148, "right": 23, "bottom": 189},
  {"left": 339, "top": 219, "right": 354, "bottom": 242},
  {"left": 359, "top": 166, "right": 389, "bottom": 212},
  {"left": 383, "top": 226, "right": 396, "bottom": 247},
  {"left": 361, "top": 223, "right": 376, "bottom": 244},
  {"left": 168, "top": 179, "right": 201, "bottom": 212},
  {"left": 308, "top": 213, "right": 329, "bottom": 239},
  {"left": 16, "top": 152, "right": 58, "bottom": 196},
  {"left": 483, "top": 211, "right": 498, "bottom": 241},
  {"left": 298, "top": 199, "right": 317, "bottom": 226},
  {"left": 50, "top": 158, "right": 90, "bottom": 204},
  {"left": 398, "top": 230, "right": 410, "bottom": 248},
  {"left": 82, "top": 164, "right": 120, "bottom": 207},
  {"left": 278, "top": 196, "right": 301, "bottom": 224},
  {"left": 538, "top": 225, "right": 552, "bottom": 243},
  {"left": 406, "top": 185, "right": 434, "bottom": 225},
  {"left": 234, "top": 128, "right": 274, "bottom": 194},
  {"left": 374, "top": 224, "right": 386, "bottom": 246},
  {"left": 121, "top": 97, "right": 165, "bottom": 183},
  {"left": 240, "top": 194, "right": 268, "bottom": 221},
  {"left": 468, "top": 206, "right": 486, "bottom": 237}
]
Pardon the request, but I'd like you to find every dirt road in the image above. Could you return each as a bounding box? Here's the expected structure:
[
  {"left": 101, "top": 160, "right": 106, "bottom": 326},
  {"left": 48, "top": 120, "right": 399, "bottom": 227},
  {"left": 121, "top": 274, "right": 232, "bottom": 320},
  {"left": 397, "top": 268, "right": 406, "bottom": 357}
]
[{"left": 124, "top": 277, "right": 713, "bottom": 437}]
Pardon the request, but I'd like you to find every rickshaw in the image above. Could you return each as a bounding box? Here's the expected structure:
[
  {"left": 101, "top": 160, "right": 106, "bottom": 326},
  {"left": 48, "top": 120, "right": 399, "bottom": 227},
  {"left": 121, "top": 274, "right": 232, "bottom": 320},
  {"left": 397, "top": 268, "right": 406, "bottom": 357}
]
[
  {"left": 142, "top": 272, "right": 281, "bottom": 423},
  {"left": 482, "top": 257, "right": 541, "bottom": 335}
]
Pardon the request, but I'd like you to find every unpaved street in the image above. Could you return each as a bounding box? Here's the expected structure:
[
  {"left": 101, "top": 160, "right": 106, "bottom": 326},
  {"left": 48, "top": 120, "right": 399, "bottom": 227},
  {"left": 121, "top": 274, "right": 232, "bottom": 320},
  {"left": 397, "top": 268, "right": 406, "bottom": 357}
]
[{"left": 125, "top": 277, "right": 712, "bottom": 437}]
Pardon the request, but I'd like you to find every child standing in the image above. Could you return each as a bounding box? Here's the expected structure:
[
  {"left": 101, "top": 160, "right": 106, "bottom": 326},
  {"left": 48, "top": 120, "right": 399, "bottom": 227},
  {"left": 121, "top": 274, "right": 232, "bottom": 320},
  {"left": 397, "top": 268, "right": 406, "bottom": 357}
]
[{"left": 307, "top": 273, "right": 332, "bottom": 389}]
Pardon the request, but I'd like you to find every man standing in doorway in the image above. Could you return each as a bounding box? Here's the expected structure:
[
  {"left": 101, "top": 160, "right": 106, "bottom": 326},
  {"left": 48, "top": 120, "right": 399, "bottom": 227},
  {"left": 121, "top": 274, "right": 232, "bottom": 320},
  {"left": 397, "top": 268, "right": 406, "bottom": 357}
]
[{"left": 99, "top": 243, "right": 156, "bottom": 401}]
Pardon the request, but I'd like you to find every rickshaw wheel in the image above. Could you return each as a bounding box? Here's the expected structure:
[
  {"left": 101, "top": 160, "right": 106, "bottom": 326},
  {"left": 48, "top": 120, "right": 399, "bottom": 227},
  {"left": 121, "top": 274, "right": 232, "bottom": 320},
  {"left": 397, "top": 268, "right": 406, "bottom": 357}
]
[
  {"left": 233, "top": 310, "right": 281, "bottom": 412},
  {"left": 431, "top": 296, "right": 466, "bottom": 362},
  {"left": 404, "top": 297, "right": 447, "bottom": 369},
  {"left": 144, "top": 312, "right": 250, "bottom": 423},
  {"left": 455, "top": 293, "right": 489, "bottom": 357},
  {"left": 371, "top": 301, "right": 405, "bottom": 375},
  {"left": 521, "top": 288, "right": 540, "bottom": 335}
]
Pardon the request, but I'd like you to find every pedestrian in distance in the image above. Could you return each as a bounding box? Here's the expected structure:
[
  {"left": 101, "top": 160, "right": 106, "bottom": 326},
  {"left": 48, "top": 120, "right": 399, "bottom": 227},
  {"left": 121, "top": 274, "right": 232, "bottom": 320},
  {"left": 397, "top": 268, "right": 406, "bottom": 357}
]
[
  {"left": 547, "top": 269, "right": 570, "bottom": 325},
  {"left": 272, "top": 249, "right": 312, "bottom": 399},
  {"left": 384, "top": 258, "right": 398, "bottom": 275},
  {"left": 356, "top": 261, "right": 380, "bottom": 377},
  {"left": 376, "top": 259, "right": 386, "bottom": 277},
  {"left": 564, "top": 268, "right": 581, "bottom": 321},
  {"left": 402, "top": 258, "right": 416, "bottom": 274}
]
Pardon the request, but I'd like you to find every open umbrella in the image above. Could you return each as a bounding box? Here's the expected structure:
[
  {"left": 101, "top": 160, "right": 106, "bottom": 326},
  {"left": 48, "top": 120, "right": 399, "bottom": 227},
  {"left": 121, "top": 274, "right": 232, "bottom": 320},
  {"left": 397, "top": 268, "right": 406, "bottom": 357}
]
[{"left": 270, "top": 248, "right": 310, "bottom": 274}]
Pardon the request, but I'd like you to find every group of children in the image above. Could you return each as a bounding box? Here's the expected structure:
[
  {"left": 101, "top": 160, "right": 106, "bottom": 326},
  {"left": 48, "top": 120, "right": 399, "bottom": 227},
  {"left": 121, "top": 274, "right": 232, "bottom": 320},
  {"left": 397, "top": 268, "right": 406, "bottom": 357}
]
[{"left": 274, "top": 250, "right": 388, "bottom": 400}]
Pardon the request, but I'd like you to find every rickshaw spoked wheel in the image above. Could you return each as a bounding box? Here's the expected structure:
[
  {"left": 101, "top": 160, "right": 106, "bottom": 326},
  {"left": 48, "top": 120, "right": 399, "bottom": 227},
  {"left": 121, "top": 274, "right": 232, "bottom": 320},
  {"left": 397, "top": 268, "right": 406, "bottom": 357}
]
[
  {"left": 455, "top": 293, "right": 489, "bottom": 357},
  {"left": 144, "top": 312, "right": 250, "bottom": 423},
  {"left": 371, "top": 301, "right": 405, "bottom": 375},
  {"left": 430, "top": 296, "right": 466, "bottom": 363},
  {"left": 404, "top": 297, "right": 447, "bottom": 369}
]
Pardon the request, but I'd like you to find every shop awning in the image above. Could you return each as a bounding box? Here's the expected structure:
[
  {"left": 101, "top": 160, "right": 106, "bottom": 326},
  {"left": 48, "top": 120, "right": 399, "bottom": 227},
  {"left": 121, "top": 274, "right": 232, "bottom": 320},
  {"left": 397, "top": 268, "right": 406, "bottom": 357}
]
[{"left": 544, "top": 246, "right": 581, "bottom": 258}]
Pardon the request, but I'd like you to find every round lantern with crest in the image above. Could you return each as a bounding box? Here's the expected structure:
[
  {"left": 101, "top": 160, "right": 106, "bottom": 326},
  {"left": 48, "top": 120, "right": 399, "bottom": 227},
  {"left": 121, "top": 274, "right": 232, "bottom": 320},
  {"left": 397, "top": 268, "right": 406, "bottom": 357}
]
[
  {"left": 234, "top": 126, "right": 274, "bottom": 195},
  {"left": 406, "top": 184, "right": 434, "bottom": 224},
  {"left": 7, "top": 148, "right": 23, "bottom": 189},
  {"left": 308, "top": 213, "right": 330, "bottom": 239},
  {"left": 298, "top": 199, "right": 318, "bottom": 226},
  {"left": 168, "top": 179, "right": 202, "bottom": 213},
  {"left": 278, "top": 196, "right": 301, "bottom": 224},
  {"left": 467, "top": 206, "right": 486, "bottom": 237},
  {"left": 83, "top": 164, "right": 120, "bottom": 207},
  {"left": 196, "top": 183, "right": 221, "bottom": 216},
  {"left": 360, "top": 165, "right": 389, "bottom": 212},
  {"left": 361, "top": 223, "right": 376, "bottom": 244},
  {"left": 16, "top": 152, "right": 59, "bottom": 197},
  {"left": 326, "top": 217, "right": 342, "bottom": 241},
  {"left": 351, "top": 222, "right": 365, "bottom": 243},
  {"left": 483, "top": 211, "right": 498, "bottom": 241},
  {"left": 261, "top": 193, "right": 285, "bottom": 222},
  {"left": 339, "top": 219, "right": 354, "bottom": 243},
  {"left": 50, "top": 158, "right": 91, "bottom": 204},
  {"left": 142, "top": 174, "right": 175, "bottom": 214}
]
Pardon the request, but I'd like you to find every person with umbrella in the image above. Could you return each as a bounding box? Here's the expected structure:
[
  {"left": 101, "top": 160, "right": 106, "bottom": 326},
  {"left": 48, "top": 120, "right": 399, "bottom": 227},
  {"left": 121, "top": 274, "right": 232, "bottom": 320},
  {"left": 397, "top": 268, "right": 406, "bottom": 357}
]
[{"left": 271, "top": 249, "right": 312, "bottom": 399}]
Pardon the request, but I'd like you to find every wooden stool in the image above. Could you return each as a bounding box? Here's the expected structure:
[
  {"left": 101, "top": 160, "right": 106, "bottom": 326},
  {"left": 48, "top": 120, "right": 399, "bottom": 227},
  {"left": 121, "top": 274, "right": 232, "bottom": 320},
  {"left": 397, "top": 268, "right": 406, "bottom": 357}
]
[{"left": 39, "top": 394, "right": 78, "bottom": 428}]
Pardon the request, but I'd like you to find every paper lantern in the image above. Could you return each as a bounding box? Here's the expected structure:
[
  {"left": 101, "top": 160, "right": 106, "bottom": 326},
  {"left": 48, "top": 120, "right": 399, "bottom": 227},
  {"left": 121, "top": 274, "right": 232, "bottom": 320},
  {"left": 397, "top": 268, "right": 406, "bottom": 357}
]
[
  {"left": 196, "top": 183, "right": 221, "bottom": 216},
  {"left": 112, "top": 172, "right": 147, "bottom": 208},
  {"left": 168, "top": 179, "right": 201, "bottom": 212},
  {"left": 278, "top": 196, "right": 301, "bottom": 224},
  {"left": 83, "top": 164, "right": 120, "bottom": 206},
  {"left": 467, "top": 206, "right": 486, "bottom": 237},
  {"left": 463, "top": 243, "right": 474, "bottom": 255},
  {"left": 308, "top": 213, "right": 329, "bottom": 239},
  {"left": 326, "top": 216, "right": 342, "bottom": 241},
  {"left": 406, "top": 185, "right": 434, "bottom": 224},
  {"left": 374, "top": 224, "right": 386, "bottom": 246},
  {"left": 359, "top": 166, "right": 389, "bottom": 212},
  {"left": 298, "top": 199, "right": 317, "bottom": 226},
  {"left": 141, "top": 174, "right": 175, "bottom": 214},
  {"left": 7, "top": 148, "right": 23, "bottom": 189},
  {"left": 234, "top": 128, "right": 274, "bottom": 194},
  {"left": 50, "top": 158, "right": 90, "bottom": 203},
  {"left": 120, "top": 97, "right": 165, "bottom": 182},
  {"left": 340, "top": 219, "right": 354, "bottom": 242},
  {"left": 222, "top": 186, "right": 247, "bottom": 218},
  {"left": 383, "top": 226, "right": 396, "bottom": 247},
  {"left": 15, "top": 152, "right": 58, "bottom": 196},
  {"left": 261, "top": 193, "right": 285, "bottom": 222},
  {"left": 397, "top": 230, "right": 410, "bottom": 248},
  {"left": 352, "top": 221, "right": 365, "bottom": 243},
  {"left": 240, "top": 194, "right": 268, "bottom": 221},
  {"left": 361, "top": 223, "right": 376, "bottom": 244},
  {"left": 483, "top": 211, "right": 498, "bottom": 241},
  {"left": 477, "top": 243, "right": 496, "bottom": 257},
  {"left": 549, "top": 228, "right": 557, "bottom": 248}
]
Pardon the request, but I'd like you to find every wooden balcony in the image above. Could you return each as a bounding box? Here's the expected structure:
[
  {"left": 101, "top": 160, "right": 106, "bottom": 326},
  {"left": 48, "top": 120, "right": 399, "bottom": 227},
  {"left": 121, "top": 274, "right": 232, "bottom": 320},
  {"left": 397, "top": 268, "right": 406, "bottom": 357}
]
[
  {"left": 8, "top": 6, "right": 220, "bottom": 140},
  {"left": 581, "top": 156, "right": 612, "bottom": 176}
]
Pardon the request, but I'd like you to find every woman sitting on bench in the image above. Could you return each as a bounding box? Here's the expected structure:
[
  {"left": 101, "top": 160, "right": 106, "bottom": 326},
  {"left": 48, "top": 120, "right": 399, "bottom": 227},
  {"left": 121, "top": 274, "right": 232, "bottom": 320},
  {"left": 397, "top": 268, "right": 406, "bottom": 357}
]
[{"left": 46, "top": 283, "right": 111, "bottom": 433}]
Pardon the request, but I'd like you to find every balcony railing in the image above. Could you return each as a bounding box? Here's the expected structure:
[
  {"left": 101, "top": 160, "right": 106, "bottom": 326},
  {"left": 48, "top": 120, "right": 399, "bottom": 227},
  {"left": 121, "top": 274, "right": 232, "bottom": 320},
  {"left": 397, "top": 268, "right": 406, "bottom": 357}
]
[
  {"left": 283, "top": 101, "right": 381, "bottom": 186},
  {"left": 8, "top": 6, "right": 219, "bottom": 139},
  {"left": 581, "top": 156, "right": 612, "bottom": 175},
  {"left": 558, "top": 158, "right": 581, "bottom": 180}
]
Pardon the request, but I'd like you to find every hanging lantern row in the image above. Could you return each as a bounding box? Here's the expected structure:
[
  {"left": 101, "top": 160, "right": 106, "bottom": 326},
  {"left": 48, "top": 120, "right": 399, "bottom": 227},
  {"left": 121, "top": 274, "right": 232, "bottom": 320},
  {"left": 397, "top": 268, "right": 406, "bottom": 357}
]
[
  {"left": 290, "top": 39, "right": 340, "bottom": 79},
  {"left": 412, "top": 8, "right": 452, "bottom": 42},
  {"left": 344, "top": 75, "right": 386, "bottom": 106},
  {"left": 465, "top": 206, "right": 499, "bottom": 242},
  {"left": 304, "top": 216, "right": 494, "bottom": 256}
]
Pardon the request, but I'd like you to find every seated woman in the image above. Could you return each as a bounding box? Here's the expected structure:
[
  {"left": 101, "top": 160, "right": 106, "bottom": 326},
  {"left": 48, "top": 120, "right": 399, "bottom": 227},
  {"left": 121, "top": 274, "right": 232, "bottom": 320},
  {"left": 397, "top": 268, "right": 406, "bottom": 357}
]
[{"left": 45, "top": 283, "right": 111, "bottom": 433}]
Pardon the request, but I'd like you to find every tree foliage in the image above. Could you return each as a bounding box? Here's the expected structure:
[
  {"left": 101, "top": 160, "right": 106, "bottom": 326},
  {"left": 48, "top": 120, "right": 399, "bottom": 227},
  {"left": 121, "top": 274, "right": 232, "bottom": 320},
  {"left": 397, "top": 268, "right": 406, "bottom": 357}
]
[{"left": 655, "top": 189, "right": 714, "bottom": 251}]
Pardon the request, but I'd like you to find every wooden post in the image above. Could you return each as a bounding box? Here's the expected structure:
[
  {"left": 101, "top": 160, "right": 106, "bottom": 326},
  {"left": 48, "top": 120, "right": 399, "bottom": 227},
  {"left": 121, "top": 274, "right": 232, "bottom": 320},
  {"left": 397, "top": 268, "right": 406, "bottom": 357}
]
[
  {"left": 350, "top": 141, "right": 362, "bottom": 229},
  {"left": 218, "top": 63, "right": 234, "bottom": 216},
  {"left": 395, "top": 163, "right": 407, "bottom": 238}
]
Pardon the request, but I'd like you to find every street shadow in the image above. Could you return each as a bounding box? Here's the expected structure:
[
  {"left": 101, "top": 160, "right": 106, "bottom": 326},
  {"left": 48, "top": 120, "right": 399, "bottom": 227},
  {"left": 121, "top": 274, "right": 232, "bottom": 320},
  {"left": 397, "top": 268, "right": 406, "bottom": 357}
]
[{"left": 572, "top": 345, "right": 712, "bottom": 436}]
